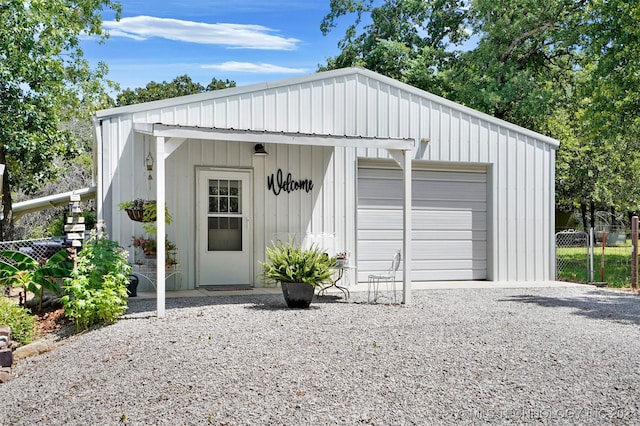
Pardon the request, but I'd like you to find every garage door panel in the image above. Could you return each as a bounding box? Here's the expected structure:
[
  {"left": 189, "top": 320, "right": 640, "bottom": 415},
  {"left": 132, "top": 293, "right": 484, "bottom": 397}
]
[
  {"left": 410, "top": 269, "right": 475, "bottom": 281},
  {"left": 358, "top": 240, "right": 479, "bottom": 260},
  {"left": 359, "top": 229, "right": 484, "bottom": 243},
  {"left": 413, "top": 181, "right": 486, "bottom": 202},
  {"left": 357, "top": 241, "right": 405, "bottom": 260},
  {"left": 360, "top": 210, "right": 482, "bottom": 231},
  {"left": 357, "top": 167, "right": 488, "bottom": 281},
  {"left": 359, "top": 168, "right": 486, "bottom": 183},
  {"left": 413, "top": 200, "right": 487, "bottom": 211},
  {"left": 472, "top": 244, "right": 487, "bottom": 260},
  {"left": 413, "top": 210, "right": 473, "bottom": 230},
  {"left": 358, "top": 210, "right": 404, "bottom": 229},
  {"left": 413, "top": 259, "right": 473, "bottom": 270},
  {"left": 412, "top": 241, "right": 473, "bottom": 259}
]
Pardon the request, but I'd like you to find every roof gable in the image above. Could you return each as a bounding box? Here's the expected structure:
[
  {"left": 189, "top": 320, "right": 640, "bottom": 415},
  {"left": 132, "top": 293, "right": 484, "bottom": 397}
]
[{"left": 96, "top": 67, "right": 558, "bottom": 147}]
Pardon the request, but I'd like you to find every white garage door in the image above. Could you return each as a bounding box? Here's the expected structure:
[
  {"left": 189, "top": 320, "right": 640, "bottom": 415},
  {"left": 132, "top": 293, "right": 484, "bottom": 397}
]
[{"left": 357, "top": 166, "right": 487, "bottom": 282}]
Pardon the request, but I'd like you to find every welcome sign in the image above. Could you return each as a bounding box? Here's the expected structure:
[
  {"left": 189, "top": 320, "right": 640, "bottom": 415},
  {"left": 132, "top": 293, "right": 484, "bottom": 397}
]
[{"left": 267, "top": 169, "right": 314, "bottom": 196}]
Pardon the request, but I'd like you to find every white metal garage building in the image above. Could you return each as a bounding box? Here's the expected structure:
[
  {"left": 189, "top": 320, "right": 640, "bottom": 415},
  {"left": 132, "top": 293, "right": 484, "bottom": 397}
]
[{"left": 95, "top": 67, "right": 558, "bottom": 309}]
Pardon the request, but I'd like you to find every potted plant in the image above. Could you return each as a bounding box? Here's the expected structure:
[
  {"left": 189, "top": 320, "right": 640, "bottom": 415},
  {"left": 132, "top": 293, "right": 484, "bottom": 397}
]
[
  {"left": 131, "top": 235, "right": 177, "bottom": 258},
  {"left": 261, "top": 240, "right": 335, "bottom": 308},
  {"left": 118, "top": 199, "right": 173, "bottom": 227},
  {"left": 335, "top": 251, "right": 350, "bottom": 267}
]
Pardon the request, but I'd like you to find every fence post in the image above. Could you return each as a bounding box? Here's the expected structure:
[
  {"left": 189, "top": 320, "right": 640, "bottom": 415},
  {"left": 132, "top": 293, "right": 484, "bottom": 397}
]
[
  {"left": 632, "top": 216, "right": 638, "bottom": 292},
  {"left": 589, "top": 228, "right": 594, "bottom": 283}
]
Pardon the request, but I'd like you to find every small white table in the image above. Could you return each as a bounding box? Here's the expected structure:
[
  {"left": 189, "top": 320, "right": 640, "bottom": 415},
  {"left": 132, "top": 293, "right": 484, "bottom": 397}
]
[
  {"left": 131, "top": 262, "right": 182, "bottom": 289},
  {"left": 318, "top": 264, "right": 357, "bottom": 299}
]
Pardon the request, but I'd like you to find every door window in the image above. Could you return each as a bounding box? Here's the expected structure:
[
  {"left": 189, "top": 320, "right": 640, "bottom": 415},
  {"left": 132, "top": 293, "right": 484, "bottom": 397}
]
[{"left": 207, "top": 179, "right": 242, "bottom": 251}]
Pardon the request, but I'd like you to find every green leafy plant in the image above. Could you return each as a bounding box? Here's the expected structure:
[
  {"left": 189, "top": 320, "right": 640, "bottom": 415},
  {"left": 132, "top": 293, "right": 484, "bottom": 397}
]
[
  {"left": 261, "top": 240, "right": 335, "bottom": 287},
  {"left": 118, "top": 199, "right": 173, "bottom": 234},
  {"left": 131, "top": 235, "right": 177, "bottom": 257},
  {"left": 0, "top": 296, "right": 36, "bottom": 345},
  {"left": 0, "top": 249, "right": 72, "bottom": 311},
  {"left": 61, "top": 231, "right": 131, "bottom": 332}
]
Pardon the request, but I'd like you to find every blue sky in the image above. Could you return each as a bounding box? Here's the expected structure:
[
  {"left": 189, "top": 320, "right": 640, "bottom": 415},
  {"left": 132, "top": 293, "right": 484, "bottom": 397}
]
[{"left": 81, "top": 1, "right": 347, "bottom": 91}]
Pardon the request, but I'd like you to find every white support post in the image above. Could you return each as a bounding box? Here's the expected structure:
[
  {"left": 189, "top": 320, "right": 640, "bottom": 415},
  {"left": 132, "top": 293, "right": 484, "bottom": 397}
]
[
  {"left": 402, "top": 149, "right": 412, "bottom": 305},
  {"left": 156, "top": 136, "right": 166, "bottom": 318}
]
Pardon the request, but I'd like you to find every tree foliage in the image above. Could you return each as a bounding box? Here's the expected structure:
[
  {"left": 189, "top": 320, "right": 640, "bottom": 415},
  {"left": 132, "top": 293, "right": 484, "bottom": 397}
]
[
  {"left": 116, "top": 75, "right": 236, "bottom": 106},
  {"left": 320, "top": 0, "right": 470, "bottom": 96},
  {"left": 0, "top": 0, "right": 121, "bottom": 239}
]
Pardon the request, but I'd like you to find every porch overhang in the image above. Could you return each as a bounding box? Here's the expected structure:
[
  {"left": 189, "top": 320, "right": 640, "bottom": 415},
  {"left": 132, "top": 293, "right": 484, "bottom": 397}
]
[
  {"left": 133, "top": 123, "right": 415, "bottom": 151},
  {"left": 134, "top": 122, "right": 414, "bottom": 317}
]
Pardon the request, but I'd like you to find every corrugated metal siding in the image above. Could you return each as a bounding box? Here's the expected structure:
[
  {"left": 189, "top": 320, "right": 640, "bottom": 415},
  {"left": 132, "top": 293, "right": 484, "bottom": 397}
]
[{"left": 98, "top": 68, "right": 556, "bottom": 287}]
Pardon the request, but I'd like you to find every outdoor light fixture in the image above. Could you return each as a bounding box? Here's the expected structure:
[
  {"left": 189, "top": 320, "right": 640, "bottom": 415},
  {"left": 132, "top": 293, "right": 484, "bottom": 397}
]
[{"left": 254, "top": 143, "right": 268, "bottom": 156}]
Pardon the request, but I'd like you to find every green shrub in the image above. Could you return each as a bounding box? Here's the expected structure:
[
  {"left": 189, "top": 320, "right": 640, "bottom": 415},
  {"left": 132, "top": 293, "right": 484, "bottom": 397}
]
[
  {"left": 0, "top": 296, "right": 36, "bottom": 345},
  {"left": 61, "top": 232, "right": 131, "bottom": 332}
]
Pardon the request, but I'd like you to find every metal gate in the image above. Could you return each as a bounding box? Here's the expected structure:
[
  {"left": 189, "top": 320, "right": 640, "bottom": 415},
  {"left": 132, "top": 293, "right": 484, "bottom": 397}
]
[{"left": 555, "top": 230, "right": 589, "bottom": 282}]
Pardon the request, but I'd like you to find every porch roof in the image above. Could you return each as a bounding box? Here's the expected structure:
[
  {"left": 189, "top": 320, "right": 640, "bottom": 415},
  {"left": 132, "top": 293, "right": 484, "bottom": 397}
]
[{"left": 133, "top": 123, "right": 416, "bottom": 151}]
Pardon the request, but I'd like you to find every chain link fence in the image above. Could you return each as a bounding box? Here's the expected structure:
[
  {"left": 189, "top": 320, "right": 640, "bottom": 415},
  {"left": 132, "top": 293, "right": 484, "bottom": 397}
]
[
  {"left": 0, "top": 237, "right": 67, "bottom": 264},
  {"left": 556, "top": 228, "right": 633, "bottom": 287},
  {"left": 556, "top": 230, "right": 589, "bottom": 283}
]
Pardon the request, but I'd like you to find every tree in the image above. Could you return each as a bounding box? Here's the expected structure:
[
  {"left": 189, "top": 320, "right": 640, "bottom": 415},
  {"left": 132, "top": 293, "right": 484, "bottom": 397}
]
[
  {"left": 0, "top": 0, "right": 121, "bottom": 240},
  {"left": 320, "top": 0, "right": 470, "bottom": 96},
  {"left": 447, "top": 0, "right": 587, "bottom": 128},
  {"left": 116, "top": 75, "right": 236, "bottom": 106},
  {"left": 581, "top": 0, "right": 640, "bottom": 143}
]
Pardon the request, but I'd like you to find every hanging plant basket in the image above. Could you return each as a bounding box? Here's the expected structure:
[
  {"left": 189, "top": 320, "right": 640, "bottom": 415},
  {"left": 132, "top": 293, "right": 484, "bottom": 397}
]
[
  {"left": 125, "top": 208, "right": 146, "bottom": 222},
  {"left": 119, "top": 200, "right": 157, "bottom": 223}
]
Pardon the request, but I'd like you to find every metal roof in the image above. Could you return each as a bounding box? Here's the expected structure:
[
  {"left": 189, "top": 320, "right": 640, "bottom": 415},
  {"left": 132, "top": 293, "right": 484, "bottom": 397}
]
[{"left": 96, "top": 67, "right": 559, "bottom": 148}]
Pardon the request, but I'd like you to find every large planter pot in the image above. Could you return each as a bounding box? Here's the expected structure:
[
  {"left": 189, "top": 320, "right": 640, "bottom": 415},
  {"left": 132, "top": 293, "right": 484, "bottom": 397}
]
[{"left": 281, "top": 282, "right": 315, "bottom": 308}]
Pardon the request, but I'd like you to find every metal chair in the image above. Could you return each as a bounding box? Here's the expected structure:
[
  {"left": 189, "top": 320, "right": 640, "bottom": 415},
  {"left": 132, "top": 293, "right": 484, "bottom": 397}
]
[{"left": 367, "top": 250, "right": 401, "bottom": 302}]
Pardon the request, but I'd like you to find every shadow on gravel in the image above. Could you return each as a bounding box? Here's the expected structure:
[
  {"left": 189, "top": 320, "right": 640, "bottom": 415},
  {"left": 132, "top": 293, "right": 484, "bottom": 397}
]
[
  {"left": 124, "top": 293, "right": 285, "bottom": 316},
  {"left": 502, "top": 290, "right": 640, "bottom": 326},
  {"left": 124, "top": 293, "right": 350, "bottom": 317}
]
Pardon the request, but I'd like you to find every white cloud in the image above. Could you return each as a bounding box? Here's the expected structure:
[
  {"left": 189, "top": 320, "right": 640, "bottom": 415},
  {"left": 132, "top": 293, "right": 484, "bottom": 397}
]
[
  {"left": 103, "top": 16, "right": 300, "bottom": 50},
  {"left": 201, "top": 61, "right": 308, "bottom": 74}
]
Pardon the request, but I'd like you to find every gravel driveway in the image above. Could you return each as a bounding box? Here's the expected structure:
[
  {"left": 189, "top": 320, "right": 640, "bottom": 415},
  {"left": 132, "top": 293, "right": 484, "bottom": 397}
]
[{"left": 0, "top": 285, "right": 639, "bottom": 425}]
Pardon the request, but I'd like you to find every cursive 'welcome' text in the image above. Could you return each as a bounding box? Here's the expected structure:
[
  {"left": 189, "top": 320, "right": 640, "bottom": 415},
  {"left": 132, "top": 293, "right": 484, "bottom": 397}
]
[{"left": 267, "top": 169, "right": 314, "bottom": 196}]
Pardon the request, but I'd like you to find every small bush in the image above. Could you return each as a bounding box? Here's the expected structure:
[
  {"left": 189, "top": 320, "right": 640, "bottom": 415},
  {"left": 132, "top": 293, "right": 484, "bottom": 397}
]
[
  {"left": 61, "top": 232, "right": 131, "bottom": 332},
  {"left": 0, "top": 296, "right": 36, "bottom": 345}
]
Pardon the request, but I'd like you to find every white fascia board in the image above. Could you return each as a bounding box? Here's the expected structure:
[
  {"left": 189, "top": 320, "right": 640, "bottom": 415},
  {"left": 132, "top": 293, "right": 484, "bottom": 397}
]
[{"left": 133, "top": 123, "right": 415, "bottom": 151}]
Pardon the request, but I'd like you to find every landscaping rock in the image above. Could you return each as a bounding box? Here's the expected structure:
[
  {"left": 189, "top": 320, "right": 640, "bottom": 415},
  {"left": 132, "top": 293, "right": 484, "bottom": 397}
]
[
  {"left": 13, "top": 340, "right": 55, "bottom": 361},
  {"left": 0, "top": 325, "right": 10, "bottom": 340},
  {"left": 0, "top": 368, "right": 11, "bottom": 383}
]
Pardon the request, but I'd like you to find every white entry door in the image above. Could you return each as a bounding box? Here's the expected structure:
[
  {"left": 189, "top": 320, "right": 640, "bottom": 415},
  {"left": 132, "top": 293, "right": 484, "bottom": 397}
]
[{"left": 197, "top": 169, "right": 253, "bottom": 286}]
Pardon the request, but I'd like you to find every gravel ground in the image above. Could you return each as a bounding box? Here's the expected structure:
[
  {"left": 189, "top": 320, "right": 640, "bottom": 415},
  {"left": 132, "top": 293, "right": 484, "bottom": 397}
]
[{"left": 0, "top": 285, "right": 639, "bottom": 425}]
